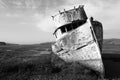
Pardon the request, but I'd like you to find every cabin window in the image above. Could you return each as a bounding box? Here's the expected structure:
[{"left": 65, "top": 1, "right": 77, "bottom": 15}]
[
  {"left": 72, "top": 20, "right": 86, "bottom": 29},
  {"left": 72, "top": 22, "right": 78, "bottom": 29},
  {"left": 78, "top": 20, "right": 86, "bottom": 26},
  {"left": 53, "top": 20, "right": 86, "bottom": 38},
  {"left": 66, "top": 24, "right": 73, "bottom": 32},
  {"left": 60, "top": 24, "right": 73, "bottom": 33},
  {"left": 56, "top": 29, "right": 62, "bottom": 38},
  {"left": 61, "top": 26, "right": 66, "bottom": 33}
]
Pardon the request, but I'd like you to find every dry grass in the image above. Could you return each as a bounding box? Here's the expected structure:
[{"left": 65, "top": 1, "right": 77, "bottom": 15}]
[
  {"left": 0, "top": 43, "right": 99, "bottom": 80},
  {"left": 0, "top": 40, "right": 120, "bottom": 80}
]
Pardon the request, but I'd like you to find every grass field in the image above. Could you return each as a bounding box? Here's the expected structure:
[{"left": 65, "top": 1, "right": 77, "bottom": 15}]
[{"left": 0, "top": 39, "right": 120, "bottom": 80}]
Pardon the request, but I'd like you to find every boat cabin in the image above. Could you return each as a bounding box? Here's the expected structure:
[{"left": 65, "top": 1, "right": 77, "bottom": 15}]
[{"left": 53, "top": 20, "right": 86, "bottom": 39}]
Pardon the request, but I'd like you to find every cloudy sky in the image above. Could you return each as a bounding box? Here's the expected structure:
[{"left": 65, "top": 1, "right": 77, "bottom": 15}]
[{"left": 0, "top": 0, "right": 119, "bottom": 44}]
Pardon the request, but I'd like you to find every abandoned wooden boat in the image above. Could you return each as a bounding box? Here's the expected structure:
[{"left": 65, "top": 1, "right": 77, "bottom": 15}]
[{"left": 51, "top": 5, "right": 104, "bottom": 75}]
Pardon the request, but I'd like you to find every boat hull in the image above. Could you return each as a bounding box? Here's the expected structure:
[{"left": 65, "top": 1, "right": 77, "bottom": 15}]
[
  {"left": 53, "top": 42, "right": 104, "bottom": 73},
  {"left": 52, "top": 20, "right": 104, "bottom": 74}
]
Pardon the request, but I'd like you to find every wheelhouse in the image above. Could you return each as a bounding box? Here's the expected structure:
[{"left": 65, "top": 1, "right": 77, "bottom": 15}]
[{"left": 53, "top": 20, "right": 86, "bottom": 39}]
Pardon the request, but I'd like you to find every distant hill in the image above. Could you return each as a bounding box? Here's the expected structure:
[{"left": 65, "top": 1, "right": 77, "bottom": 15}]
[
  {"left": 103, "top": 39, "right": 120, "bottom": 45},
  {"left": 0, "top": 42, "right": 6, "bottom": 45},
  {"left": 1, "top": 39, "right": 120, "bottom": 47}
]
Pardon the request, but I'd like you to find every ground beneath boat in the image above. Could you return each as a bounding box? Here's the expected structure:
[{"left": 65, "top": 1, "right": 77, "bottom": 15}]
[{"left": 0, "top": 39, "right": 120, "bottom": 80}]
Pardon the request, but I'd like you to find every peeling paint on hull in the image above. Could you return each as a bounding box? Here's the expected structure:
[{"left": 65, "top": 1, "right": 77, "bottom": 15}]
[
  {"left": 52, "top": 21, "right": 104, "bottom": 74},
  {"left": 51, "top": 5, "right": 104, "bottom": 76},
  {"left": 56, "top": 42, "right": 104, "bottom": 74}
]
